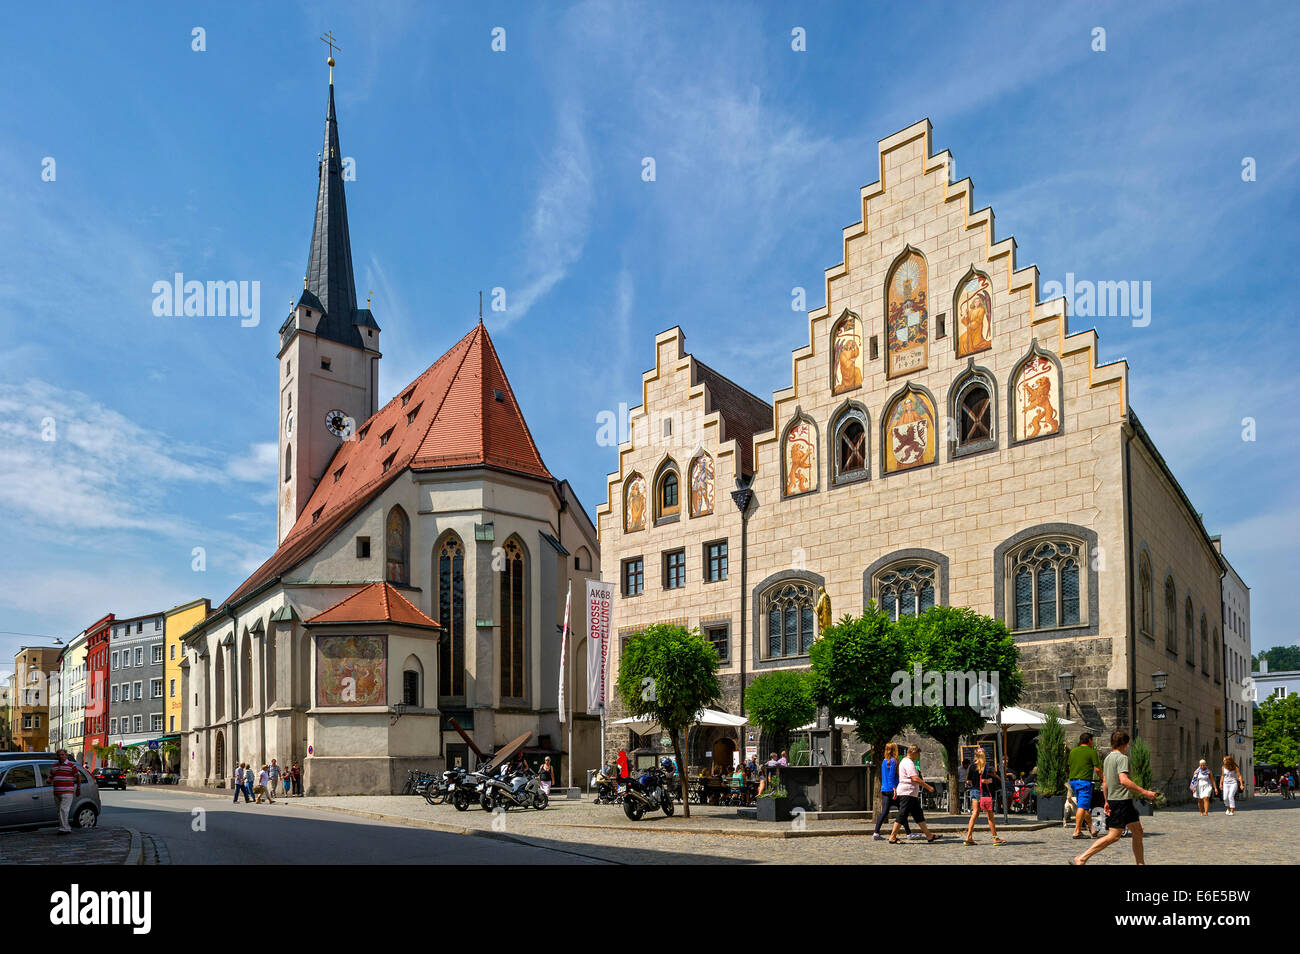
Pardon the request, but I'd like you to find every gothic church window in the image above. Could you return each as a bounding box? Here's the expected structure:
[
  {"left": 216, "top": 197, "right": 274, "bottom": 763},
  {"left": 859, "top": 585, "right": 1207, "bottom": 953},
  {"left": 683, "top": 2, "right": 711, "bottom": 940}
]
[
  {"left": 1165, "top": 577, "right": 1178, "bottom": 653},
  {"left": 1185, "top": 598, "right": 1195, "bottom": 666},
  {"left": 1138, "top": 554, "right": 1153, "bottom": 637},
  {"left": 385, "top": 506, "right": 410, "bottom": 586},
  {"left": 1009, "top": 538, "right": 1083, "bottom": 632},
  {"left": 831, "top": 404, "right": 869, "bottom": 485},
  {"left": 654, "top": 460, "right": 680, "bottom": 520},
  {"left": 500, "top": 538, "right": 526, "bottom": 700},
  {"left": 875, "top": 563, "right": 937, "bottom": 621},
  {"left": 950, "top": 367, "right": 996, "bottom": 457},
  {"left": 763, "top": 580, "right": 816, "bottom": 659},
  {"left": 1201, "top": 614, "right": 1210, "bottom": 675},
  {"left": 438, "top": 535, "right": 466, "bottom": 698}
]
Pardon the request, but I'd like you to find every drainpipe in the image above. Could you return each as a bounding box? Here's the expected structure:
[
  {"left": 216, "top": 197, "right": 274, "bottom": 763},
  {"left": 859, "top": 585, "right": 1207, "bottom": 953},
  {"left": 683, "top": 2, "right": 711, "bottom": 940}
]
[{"left": 1123, "top": 426, "right": 1138, "bottom": 737}]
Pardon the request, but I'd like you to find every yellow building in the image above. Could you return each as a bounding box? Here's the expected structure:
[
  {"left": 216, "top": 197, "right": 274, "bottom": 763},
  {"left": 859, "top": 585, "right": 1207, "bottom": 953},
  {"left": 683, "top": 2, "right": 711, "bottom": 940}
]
[
  {"left": 63, "top": 634, "right": 89, "bottom": 765},
  {"left": 165, "top": 598, "right": 209, "bottom": 745}
]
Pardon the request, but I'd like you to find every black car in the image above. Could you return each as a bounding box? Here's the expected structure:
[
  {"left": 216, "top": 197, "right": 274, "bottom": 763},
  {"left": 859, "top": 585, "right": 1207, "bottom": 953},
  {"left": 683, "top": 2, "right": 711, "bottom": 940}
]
[{"left": 91, "top": 766, "right": 127, "bottom": 791}]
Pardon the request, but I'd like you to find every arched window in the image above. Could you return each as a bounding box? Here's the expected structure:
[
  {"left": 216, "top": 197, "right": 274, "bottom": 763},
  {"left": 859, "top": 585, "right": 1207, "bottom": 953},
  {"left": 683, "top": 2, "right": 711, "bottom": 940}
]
[
  {"left": 830, "top": 310, "right": 863, "bottom": 394},
  {"left": 1011, "top": 344, "right": 1062, "bottom": 442},
  {"left": 265, "top": 625, "right": 277, "bottom": 708},
  {"left": 654, "top": 460, "right": 680, "bottom": 520},
  {"left": 1164, "top": 577, "right": 1177, "bottom": 652},
  {"left": 950, "top": 367, "right": 996, "bottom": 457},
  {"left": 875, "top": 563, "right": 937, "bottom": 621},
  {"left": 239, "top": 633, "right": 252, "bottom": 715},
  {"left": 831, "top": 404, "right": 869, "bottom": 485},
  {"left": 688, "top": 453, "right": 714, "bottom": 517},
  {"left": 385, "top": 506, "right": 410, "bottom": 586},
  {"left": 624, "top": 473, "right": 647, "bottom": 533},
  {"left": 500, "top": 538, "right": 526, "bottom": 700},
  {"left": 284, "top": 445, "right": 292, "bottom": 482},
  {"left": 1009, "top": 538, "right": 1083, "bottom": 632},
  {"left": 574, "top": 545, "right": 592, "bottom": 572},
  {"left": 1138, "top": 554, "right": 1153, "bottom": 637},
  {"left": 402, "top": 655, "right": 423, "bottom": 707},
  {"left": 762, "top": 580, "right": 816, "bottom": 659},
  {"left": 782, "top": 415, "right": 819, "bottom": 496},
  {"left": 214, "top": 649, "right": 225, "bottom": 720},
  {"left": 883, "top": 386, "right": 937, "bottom": 473},
  {"left": 1201, "top": 614, "right": 1210, "bottom": 675},
  {"left": 1213, "top": 628, "right": 1221, "bottom": 684},
  {"left": 954, "top": 267, "right": 993, "bottom": 357},
  {"left": 885, "top": 246, "right": 929, "bottom": 378},
  {"left": 1185, "top": 598, "right": 1195, "bottom": 666},
  {"left": 437, "top": 534, "right": 465, "bottom": 698}
]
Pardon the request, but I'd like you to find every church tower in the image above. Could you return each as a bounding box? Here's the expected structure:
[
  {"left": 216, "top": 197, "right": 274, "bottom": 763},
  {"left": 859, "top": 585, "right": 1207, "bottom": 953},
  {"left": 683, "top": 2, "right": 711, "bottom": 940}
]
[{"left": 276, "top": 58, "right": 381, "bottom": 544}]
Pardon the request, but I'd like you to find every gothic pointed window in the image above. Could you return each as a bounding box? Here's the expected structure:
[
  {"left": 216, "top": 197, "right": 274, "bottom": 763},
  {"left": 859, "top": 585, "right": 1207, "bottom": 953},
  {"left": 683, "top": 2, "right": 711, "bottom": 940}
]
[
  {"left": 950, "top": 367, "right": 996, "bottom": 457},
  {"left": 875, "top": 564, "right": 937, "bottom": 621},
  {"left": 437, "top": 535, "right": 466, "bottom": 698},
  {"left": 831, "top": 404, "right": 869, "bottom": 485},
  {"left": 385, "top": 506, "right": 410, "bottom": 586},
  {"left": 1164, "top": 577, "right": 1177, "bottom": 652},
  {"left": 1138, "top": 555, "right": 1153, "bottom": 638},
  {"left": 1213, "top": 628, "right": 1221, "bottom": 684},
  {"left": 284, "top": 445, "right": 292, "bottom": 483},
  {"left": 654, "top": 460, "right": 680, "bottom": 520},
  {"left": 499, "top": 538, "right": 526, "bottom": 700},
  {"left": 1201, "top": 614, "right": 1210, "bottom": 675},
  {"left": 1007, "top": 538, "right": 1084, "bottom": 633},
  {"left": 762, "top": 581, "right": 816, "bottom": 659},
  {"left": 1185, "top": 598, "right": 1195, "bottom": 666}
]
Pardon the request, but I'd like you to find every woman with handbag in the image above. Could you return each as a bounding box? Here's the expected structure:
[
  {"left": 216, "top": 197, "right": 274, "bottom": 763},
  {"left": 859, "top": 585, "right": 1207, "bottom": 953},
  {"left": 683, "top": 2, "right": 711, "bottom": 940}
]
[
  {"left": 963, "top": 748, "right": 1006, "bottom": 846},
  {"left": 1220, "top": 756, "right": 1244, "bottom": 815},
  {"left": 1190, "top": 759, "right": 1217, "bottom": 816}
]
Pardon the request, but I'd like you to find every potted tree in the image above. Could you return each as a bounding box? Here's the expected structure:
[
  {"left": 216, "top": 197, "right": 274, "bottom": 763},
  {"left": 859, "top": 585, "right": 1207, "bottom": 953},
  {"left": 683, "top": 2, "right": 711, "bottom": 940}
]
[
  {"left": 745, "top": 671, "right": 816, "bottom": 821},
  {"left": 1035, "top": 707, "right": 1068, "bottom": 822},
  {"left": 1129, "top": 737, "right": 1159, "bottom": 815}
]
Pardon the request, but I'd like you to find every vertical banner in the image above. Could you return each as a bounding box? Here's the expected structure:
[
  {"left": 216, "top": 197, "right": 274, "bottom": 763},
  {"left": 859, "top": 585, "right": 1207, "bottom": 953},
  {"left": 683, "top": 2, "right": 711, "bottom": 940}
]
[
  {"left": 586, "top": 579, "right": 614, "bottom": 715},
  {"left": 558, "top": 581, "right": 572, "bottom": 723}
]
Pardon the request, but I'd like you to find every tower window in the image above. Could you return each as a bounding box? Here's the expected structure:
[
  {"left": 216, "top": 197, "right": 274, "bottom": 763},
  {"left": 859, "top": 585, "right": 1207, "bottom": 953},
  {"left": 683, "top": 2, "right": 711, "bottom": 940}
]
[
  {"left": 321, "top": 357, "right": 332, "bottom": 371},
  {"left": 400, "top": 388, "right": 414, "bottom": 407},
  {"left": 356, "top": 536, "right": 370, "bottom": 558}
]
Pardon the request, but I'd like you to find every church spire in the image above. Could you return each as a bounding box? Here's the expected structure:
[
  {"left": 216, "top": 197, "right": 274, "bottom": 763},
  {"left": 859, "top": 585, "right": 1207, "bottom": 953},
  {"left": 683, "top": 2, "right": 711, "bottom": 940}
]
[{"left": 301, "top": 44, "right": 360, "bottom": 346}]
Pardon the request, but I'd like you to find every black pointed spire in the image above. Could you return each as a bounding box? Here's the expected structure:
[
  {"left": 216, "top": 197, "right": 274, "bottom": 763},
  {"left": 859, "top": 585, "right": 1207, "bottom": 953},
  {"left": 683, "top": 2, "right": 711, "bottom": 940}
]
[{"left": 300, "top": 74, "right": 364, "bottom": 347}]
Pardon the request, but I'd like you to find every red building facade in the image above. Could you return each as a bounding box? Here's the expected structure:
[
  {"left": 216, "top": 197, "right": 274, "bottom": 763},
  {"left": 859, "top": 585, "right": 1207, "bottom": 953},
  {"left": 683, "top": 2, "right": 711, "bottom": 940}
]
[{"left": 83, "top": 614, "right": 114, "bottom": 768}]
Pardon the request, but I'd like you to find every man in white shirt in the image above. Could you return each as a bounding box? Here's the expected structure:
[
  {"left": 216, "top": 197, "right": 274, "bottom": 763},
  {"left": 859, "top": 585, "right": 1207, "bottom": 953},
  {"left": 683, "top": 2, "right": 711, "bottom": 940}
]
[
  {"left": 233, "top": 763, "right": 248, "bottom": 804},
  {"left": 888, "top": 745, "right": 940, "bottom": 844}
]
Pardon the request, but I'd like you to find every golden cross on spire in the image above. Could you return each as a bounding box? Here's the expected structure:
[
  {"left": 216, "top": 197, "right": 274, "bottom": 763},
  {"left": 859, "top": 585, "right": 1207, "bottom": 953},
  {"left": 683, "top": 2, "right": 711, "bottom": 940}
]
[{"left": 320, "top": 31, "right": 341, "bottom": 83}]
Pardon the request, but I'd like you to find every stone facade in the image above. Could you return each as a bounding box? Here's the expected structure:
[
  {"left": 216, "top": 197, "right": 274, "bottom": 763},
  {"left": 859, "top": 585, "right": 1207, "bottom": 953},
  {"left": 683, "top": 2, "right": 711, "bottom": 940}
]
[{"left": 596, "top": 120, "right": 1231, "bottom": 798}]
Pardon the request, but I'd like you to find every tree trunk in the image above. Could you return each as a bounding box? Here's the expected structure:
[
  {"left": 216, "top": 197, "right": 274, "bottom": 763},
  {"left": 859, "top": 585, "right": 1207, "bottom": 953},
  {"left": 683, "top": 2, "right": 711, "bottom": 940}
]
[
  {"left": 943, "top": 736, "right": 961, "bottom": 817},
  {"left": 673, "top": 730, "right": 690, "bottom": 818},
  {"left": 871, "top": 738, "right": 887, "bottom": 817}
]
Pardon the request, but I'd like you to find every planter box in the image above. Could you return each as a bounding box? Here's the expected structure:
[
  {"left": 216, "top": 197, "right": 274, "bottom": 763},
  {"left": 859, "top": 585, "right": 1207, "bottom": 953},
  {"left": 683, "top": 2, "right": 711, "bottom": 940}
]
[
  {"left": 756, "top": 797, "right": 793, "bottom": 823},
  {"left": 1036, "top": 794, "right": 1066, "bottom": 823}
]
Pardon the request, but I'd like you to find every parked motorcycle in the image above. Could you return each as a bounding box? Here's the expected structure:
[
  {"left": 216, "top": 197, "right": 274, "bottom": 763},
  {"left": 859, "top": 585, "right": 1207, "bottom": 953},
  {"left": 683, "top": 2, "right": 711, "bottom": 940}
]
[
  {"left": 450, "top": 765, "right": 492, "bottom": 812},
  {"left": 482, "top": 765, "right": 548, "bottom": 811},
  {"left": 592, "top": 769, "right": 622, "bottom": 805},
  {"left": 620, "top": 766, "right": 674, "bottom": 820}
]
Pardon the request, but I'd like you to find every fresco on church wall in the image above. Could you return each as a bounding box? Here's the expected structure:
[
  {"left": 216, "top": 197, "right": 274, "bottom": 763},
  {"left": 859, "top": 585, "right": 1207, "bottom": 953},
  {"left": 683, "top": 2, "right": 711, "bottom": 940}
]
[
  {"left": 316, "top": 634, "right": 387, "bottom": 707},
  {"left": 831, "top": 313, "right": 863, "bottom": 393},
  {"left": 886, "top": 250, "right": 928, "bottom": 377},
  {"left": 956, "top": 270, "right": 993, "bottom": 356},
  {"left": 783, "top": 419, "right": 817, "bottom": 496},
  {"left": 1014, "top": 353, "right": 1060, "bottom": 440},
  {"left": 884, "top": 389, "right": 936, "bottom": 472},
  {"left": 689, "top": 454, "right": 714, "bottom": 516},
  {"left": 624, "top": 474, "right": 647, "bottom": 532}
]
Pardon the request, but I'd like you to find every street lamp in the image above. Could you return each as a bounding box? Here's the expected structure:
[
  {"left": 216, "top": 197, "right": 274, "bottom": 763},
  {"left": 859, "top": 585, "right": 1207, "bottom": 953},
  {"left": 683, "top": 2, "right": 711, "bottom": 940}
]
[
  {"left": 1057, "top": 671, "right": 1079, "bottom": 718},
  {"left": 1135, "top": 670, "right": 1167, "bottom": 706}
]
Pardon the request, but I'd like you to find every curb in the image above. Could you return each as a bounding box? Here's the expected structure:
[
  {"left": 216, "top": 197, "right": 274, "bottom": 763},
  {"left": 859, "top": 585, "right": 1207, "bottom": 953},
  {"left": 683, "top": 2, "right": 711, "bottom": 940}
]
[{"left": 123, "top": 828, "right": 143, "bottom": 866}]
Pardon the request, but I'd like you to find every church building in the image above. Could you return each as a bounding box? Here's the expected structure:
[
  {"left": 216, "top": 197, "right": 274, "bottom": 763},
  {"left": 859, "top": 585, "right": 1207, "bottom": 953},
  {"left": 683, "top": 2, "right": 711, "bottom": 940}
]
[
  {"left": 597, "top": 120, "right": 1236, "bottom": 795},
  {"left": 181, "top": 66, "right": 600, "bottom": 795}
]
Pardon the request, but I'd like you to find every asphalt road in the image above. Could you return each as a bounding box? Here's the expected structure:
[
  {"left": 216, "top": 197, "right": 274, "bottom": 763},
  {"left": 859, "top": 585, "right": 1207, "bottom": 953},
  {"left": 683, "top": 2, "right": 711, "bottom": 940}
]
[{"left": 99, "top": 787, "right": 606, "bottom": 865}]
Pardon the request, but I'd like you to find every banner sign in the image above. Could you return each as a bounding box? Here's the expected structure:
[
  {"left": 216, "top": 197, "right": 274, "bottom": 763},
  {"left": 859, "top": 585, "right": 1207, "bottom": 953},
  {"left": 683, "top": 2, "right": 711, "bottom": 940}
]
[{"left": 586, "top": 579, "right": 614, "bottom": 715}]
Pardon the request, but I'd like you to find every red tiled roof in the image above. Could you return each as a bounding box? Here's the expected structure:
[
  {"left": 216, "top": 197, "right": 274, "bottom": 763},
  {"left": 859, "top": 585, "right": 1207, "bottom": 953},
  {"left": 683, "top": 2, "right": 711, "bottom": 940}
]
[
  {"left": 220, "top": 322, "right": 552, "bottom": 609},
  {"left": 307, "top": 582, "right": 440, "bottom": 628}
]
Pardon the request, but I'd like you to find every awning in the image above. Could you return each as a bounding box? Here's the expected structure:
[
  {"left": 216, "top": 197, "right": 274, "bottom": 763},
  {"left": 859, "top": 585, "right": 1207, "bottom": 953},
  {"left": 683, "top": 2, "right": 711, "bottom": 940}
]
[
  {"left": 794, "top": 716, "right": 858, "bottom": 731},
  {"left": 611, "top": 708, "right": 746, "bottom": 737},
  {"left": 980, "top": 706, "right": 1075, "bottom": 733}
]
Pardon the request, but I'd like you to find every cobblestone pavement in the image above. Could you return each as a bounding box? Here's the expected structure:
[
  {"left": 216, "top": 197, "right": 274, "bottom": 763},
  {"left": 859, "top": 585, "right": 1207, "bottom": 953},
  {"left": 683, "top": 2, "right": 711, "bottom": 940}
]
[
  {"left": 273, "top": 789, "right": 1297, "bottom": 864},
  {"left": 0, "top": 826, "right": 135, "bottom": 865}
]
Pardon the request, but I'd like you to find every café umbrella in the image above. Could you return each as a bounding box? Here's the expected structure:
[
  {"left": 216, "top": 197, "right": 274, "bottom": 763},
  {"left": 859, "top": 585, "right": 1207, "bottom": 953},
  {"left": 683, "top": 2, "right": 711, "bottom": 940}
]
[{"left": 611, "top": 708, "right": 747, "bottom": 739}]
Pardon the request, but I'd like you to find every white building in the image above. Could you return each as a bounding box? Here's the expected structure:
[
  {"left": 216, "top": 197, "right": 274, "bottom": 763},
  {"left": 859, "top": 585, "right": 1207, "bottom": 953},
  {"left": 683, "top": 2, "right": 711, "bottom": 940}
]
[{"left": 1215, "top": 540, "right": 1252, "bottom": 794}]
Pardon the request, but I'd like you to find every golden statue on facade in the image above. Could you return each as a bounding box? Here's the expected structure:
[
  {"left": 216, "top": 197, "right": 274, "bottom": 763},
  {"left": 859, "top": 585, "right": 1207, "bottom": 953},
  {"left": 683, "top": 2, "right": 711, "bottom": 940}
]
[{"left": 815, "top": 586, "right": 832, "bottom": 634}]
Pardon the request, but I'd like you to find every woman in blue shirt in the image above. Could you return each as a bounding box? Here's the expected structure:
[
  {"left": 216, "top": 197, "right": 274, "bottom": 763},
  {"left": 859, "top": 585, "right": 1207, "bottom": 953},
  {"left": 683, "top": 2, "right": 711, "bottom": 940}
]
[{"left": 873, "top": 742, "right": 911, "bottom": 840}]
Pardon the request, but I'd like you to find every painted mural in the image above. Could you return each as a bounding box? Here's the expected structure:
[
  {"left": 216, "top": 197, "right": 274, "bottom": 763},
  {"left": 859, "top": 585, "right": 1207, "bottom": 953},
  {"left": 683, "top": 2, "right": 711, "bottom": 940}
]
[
  {"left": 783, "top": 418, "right": 817, "bottom": 496},
  {"left": 315, "top": 634, "right": 387, "bottom": 707},
  {"left": 886, "top": 250, "right": 928, "bottom": 377},
  {"left": 955, "top": 270, "right": 993, "bottom": 356},
  {"left": 624, "top": 473, "right": 647, "bottom": 532},
  {"left": 689, "top": 453, "right": 714, "bottom": 517},
  {"left": 1014, "top": 352, "right": 1060, "bottom": 440},
  {"left": 831, "top": 312, "right": 863, "bottom": 393},
  {"left": 884, "top": 389, "right": 936, "bottom": 472}
]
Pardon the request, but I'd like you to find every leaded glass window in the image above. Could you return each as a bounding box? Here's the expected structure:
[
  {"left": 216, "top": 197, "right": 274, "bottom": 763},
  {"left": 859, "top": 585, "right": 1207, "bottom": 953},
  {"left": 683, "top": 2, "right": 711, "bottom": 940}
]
[
  {"left": 876, "top": 564, "right": 937, "bottom": 621},
  {"left": 763, "top": 581, "right": 816, "bottom": 658},
  {"left": 500, "top": 539, "right": 526, "bottom": 699},
  {"left": 438, "top": 535, "right": 465, "bottom": 697},
  {"left": 1008, "top": 539, "right": 1083, "bottom": 632},
  {"left": 1165, "top": 578, "right": 1177, "bottom": 652}
]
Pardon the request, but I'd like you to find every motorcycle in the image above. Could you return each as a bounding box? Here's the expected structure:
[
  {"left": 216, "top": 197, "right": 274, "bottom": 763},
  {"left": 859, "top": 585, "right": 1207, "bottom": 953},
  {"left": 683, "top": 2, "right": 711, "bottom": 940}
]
[
  {"left": 620, "top": 766, "right": 674, "bottom": 820},
  {"left": 449, "top": 764, "right": 493, "bottom": 812},
  {"left": 482, "top": 765, "right": 548, "bottom": 811},
  {"left": 592, "top": 769, "right": 622, "bottom": 805}
]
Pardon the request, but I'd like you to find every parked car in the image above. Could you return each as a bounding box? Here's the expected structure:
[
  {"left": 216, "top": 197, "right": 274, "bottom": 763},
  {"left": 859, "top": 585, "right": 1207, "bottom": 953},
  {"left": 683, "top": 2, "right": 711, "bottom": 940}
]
[
  {"left": 0, "top": 751, "right": 58, "bottom": 762},
  {"left": 91, "top": 766, "right": 128, "bottom": 791},
  {"left": 0, "top": 759, "right": 101, "bottom": 831}
]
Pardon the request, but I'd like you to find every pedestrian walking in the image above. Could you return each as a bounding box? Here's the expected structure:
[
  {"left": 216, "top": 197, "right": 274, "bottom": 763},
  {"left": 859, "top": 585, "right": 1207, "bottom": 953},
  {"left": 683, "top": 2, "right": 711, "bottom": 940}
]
[
  {"left": 282, "top": 770, "right": 292, "bottom": 798},
  {"left": 254, "top": 764, "right": 270, "bottom": 803},
  {"left": 538, "top": 756, "right": 554, "bottom": 796},
  {"left": 1067, "top": 731, "right": 1103, "bottom": 838},
  {"left": 1071, "top": 730, "right": 1158, "bottom": 866},
  {"left": 290, "top": 762, "right": 303, "bottom": 797},
  {"left": 1190, "top": 759, "right": 1216, "bottom": 816},
  {"left": 1220, "top": 756, "right": 1244, "bottom": 815},
  {"left": 872, "top": 742, "right": 911, "bottom": 840},
  {"left": 242, "top": 763, "right": 255, "bottom": 801},
  {"left": 268, "top": 759, "right": 282, "bottom": 802},
  {"left": 962, "top": 748, "right": 1006, "bottom": 846},
  {"left": 48, "top": 749, "right": 82, "bottom": 835},
  {"left": 887, "top": 745, "right": 940, "bottom": 844},
  {"left": 232, "top": 763, "right": 251, "bottom": 804}
]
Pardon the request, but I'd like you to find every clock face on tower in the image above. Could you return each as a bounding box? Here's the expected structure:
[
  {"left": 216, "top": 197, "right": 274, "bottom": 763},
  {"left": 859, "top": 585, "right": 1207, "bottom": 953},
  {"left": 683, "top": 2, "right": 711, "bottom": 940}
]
[{"left": 324, "top": 409, "right": 354, "bottom": 439}]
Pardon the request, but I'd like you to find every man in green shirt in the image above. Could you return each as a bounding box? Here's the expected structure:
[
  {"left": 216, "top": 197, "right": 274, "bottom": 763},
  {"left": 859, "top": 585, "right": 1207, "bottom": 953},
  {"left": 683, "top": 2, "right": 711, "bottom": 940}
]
[
  {"left": 1067, "top": 731, "right": 1103, "bottom": 839},
  {"left": 1071, "top": 730, "right": 1157, "bottom": 866}
]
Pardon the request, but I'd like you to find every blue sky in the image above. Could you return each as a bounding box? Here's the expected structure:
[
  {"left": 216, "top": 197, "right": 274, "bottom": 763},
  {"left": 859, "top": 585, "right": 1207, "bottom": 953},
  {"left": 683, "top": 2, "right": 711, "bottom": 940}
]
[{"left": 1, "top": 0, "right": 1297, "bottom": 671}]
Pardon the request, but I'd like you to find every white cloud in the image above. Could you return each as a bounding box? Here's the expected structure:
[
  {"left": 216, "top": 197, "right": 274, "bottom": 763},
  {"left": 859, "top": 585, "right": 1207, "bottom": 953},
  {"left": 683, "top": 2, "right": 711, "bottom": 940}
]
[{"left": 226, "top": 441, "right": 278, "bottom": 483}]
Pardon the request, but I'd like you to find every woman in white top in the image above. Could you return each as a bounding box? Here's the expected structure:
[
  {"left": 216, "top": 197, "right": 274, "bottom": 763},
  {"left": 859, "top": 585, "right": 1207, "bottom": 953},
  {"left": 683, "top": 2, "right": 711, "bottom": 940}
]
[
  {"left": 1219, "top": 756, "right": 1244, "bottom": 815},
  {"left": 1190, "top": 759, "right": 1217, "bottom": 816}
]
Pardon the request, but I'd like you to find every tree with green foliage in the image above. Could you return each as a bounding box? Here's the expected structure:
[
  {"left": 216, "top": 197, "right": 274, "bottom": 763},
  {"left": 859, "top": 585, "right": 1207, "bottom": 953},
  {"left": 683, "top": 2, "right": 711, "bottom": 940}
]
[
  {"left": 1036, "top": 707, "right": 1068, "bottom": 797},
  {"left": 895, "top": 605, "right": 1025, "bottom": 812},
  {"left": 615, "top": 622, "right": 721, "bottom": 818},
  {"left": 744, "top": 670, "right": 816, "bottom": 759},
  {"left": 1254, "top": 694, "right": 1300, "bottom": 768},
  {"left": 808, "top": 606, "right": 909, "bottom": 814},
  {"left": 1253, "top": 645, "right": 1300, "bottom": 673}
]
